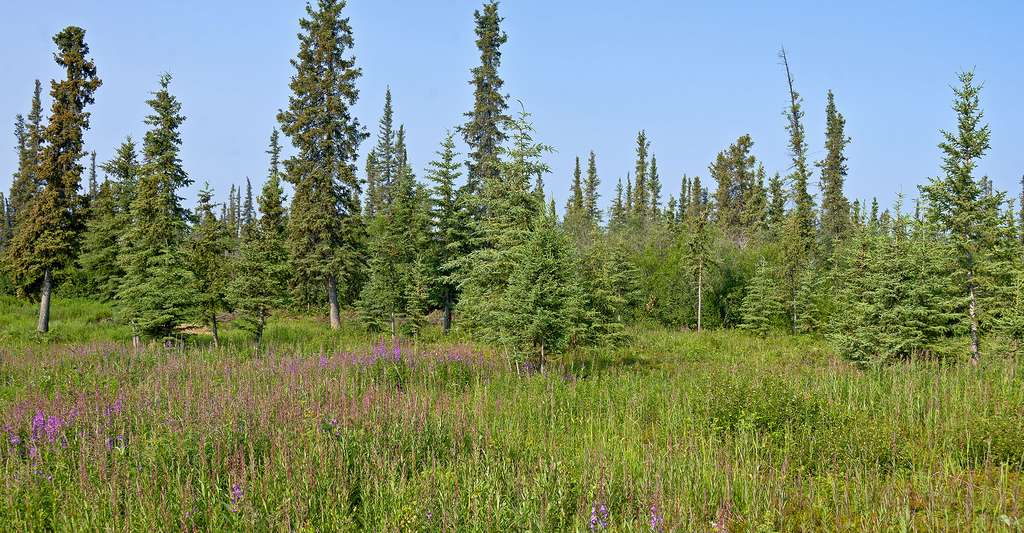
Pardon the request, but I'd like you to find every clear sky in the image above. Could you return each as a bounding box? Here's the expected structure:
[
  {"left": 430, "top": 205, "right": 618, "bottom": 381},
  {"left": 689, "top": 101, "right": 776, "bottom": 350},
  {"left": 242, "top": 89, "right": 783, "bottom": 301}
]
[{"left": 1, "top": 1, "right": 1022, "bottom": 214}]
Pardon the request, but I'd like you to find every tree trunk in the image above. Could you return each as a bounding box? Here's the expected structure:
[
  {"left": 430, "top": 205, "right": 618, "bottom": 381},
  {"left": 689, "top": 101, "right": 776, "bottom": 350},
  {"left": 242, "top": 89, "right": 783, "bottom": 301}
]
[
  {"left": 539, "top": 340, "right": 545, "bottom": 373},
  {"left": 442, "top": 292, "right": 453, "bottom": 335},
  {"left": 37, "top": 269, "right": 52, "bottom": 333},
  {"left": 327, "top": 275, "right": 341, "bottom": 330},
  {"left": 696, "top": 263, "right": 703, "bottom": 333},
  {"left": 968, "top": 267, "right": 980, "bottom": 365},
  {"left": 390, "top": 313, "right": 397, "bottom": 344},
  {"left": 255, "top": 314, "right": 265, "bottom": 348},
  {"left": 211, "top": 313, "right": 220, "bottom": 348}
]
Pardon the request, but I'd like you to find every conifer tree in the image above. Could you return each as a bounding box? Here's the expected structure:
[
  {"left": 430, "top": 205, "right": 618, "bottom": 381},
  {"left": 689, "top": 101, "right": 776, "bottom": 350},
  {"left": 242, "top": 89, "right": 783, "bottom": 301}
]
[
  {"left": 500, "top": 209, "right": 586, "bottom": 366},
  {"left": 4, "top": 28, "right": 101, "bottom": 332},
  {"left": 87, "top": 151, "right": 99, "bottom": 202},
  {"left": 584, "top": 151, "right": 601, "bottom": 227},
  {"left": 677, "top": 175, "right": 690, "bottom": 223},
  {"left": 609, "top": 178, "right": 624, "bottom": 229},
  {"left": 241, "top": 177, "right": 255, "bottom": 238},
  {"left": 228, "top": 131, "right": 291, "bottom": 346},
  {"left": 817, "top": 90, "right": 851, "bottom": 251},
  {"left": 624, "top": 173, "right": 633, "bottom": 219},
  {"left": 767, "top": 172, "right": 786, "bottom": 234},
  {"left": 458, "top": 108, "right": 550, "bottom": 339},
  {"left": 920, "top": 71, "right": 1002, "bottom": 364},
  {"left": 370, "top": 87, "right": 397, "bottom": 211},
  {"left": 8, "top": 81, "right": 44, "bottom": 230},
  {"left": 829, "top": 211, "right": 958, "bottom": 363},
  {"left": 648, "top": 154, "right": 662, "bottom": 216},
  {"left": 425, "top": 132, "right": 466, "bottom": 334},
  {"left": 779, "top": 48, "right": 817, "bottom": 334},
  {"left": 187, "top": 185, "right": 231, "bottom": 346},
  {"left": 460, "top": 1, "right": 509, "bottom": 199},
  {"left": 278, "top": 0, "right": 368, "bottom": 330},
  {"left": 709, "top": 134, "right": 757, "bottom": 233},
  {"left": 79, "top": 137, "right": 139, "bottom": 301},
  {"left": 633, "top": 131, "right": 649, "bottom": 220},
  {"left": 563, "top": 155, "right": 588, "bottom": 241},
  {"left": 117, "top": 74, "right": 195, "bottom": 343},
  {"left": 740, "top": 258, "right": 784, "bottom": 335}
]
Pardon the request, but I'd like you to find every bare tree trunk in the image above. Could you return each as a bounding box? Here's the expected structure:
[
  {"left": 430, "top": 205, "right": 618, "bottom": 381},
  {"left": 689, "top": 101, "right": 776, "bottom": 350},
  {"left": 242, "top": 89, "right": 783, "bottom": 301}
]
[
  {"left": 540, "top": 341, "right": 545, "bottom": 373},
  {"left": 211, "top": 313, "right": 220, "bottom": 348},
  {"left": 696, "top": 263, "right": 703, "bottom": 333},
  {"left": 442, "top": 292, "right": 453, "bottom": 335},
  {"left": 968, "top": 266, "right": 980, "bottom": 365},
  {"left": 390, "top": 313, "right": 397, "bottom": 344},
  {"left": 37, "top": 269, "right": 52, "bottom": 333},
  {"left": 327, "top": 275, "right": 341, "bottom": 330}
]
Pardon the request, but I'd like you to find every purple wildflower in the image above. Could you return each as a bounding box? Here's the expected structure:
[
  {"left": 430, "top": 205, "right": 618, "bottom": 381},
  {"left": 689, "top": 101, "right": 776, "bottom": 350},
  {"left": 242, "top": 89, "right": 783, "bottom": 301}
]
[
  {"left": 230, "top": 482, "right": 244, "bottom": 512},
  {"left": 589, "top": 503, "right": 609, "bottom": 531},
  {"left": 392, "top": 343, "right": 401, "bottom": 362},
  {"left": 318, "top": 355, "right": 329, "bottom": 368},
  {"left": 649, "top": 503, "right": 664, "bottom": 531}
]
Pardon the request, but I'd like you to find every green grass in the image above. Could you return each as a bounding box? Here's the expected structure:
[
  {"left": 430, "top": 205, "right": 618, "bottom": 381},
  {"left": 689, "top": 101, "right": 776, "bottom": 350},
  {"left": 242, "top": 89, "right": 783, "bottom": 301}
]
[{"left": 1, "top": 298, "right": 1022, "bottom": 530}]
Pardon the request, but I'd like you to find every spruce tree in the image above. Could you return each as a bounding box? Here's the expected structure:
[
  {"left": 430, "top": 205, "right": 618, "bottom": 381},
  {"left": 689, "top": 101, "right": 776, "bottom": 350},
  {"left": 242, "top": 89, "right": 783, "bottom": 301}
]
[
  {"left": 278, "top": 0, "right": 368, "bottom": 330},
  {"left": 187, "top": 184, "right": 231, "bottom": 346},
  {"left": 920, "top": 71, "right": 1002, "bottom": 364},
  {"left": 8, "top": 81, "right": 44, "bottom": 230},
  {"left": 4, "top": 28, "right": 101, "bottom": 332},
  {"left": 241, "top": 177, "right": 255, "bottom": 238},
  {"left": 740, "top": 257, "right": 784, "bottom": 335},
  {"left": 780, "top": 48, "right": 816, "bottom": 256},
  {"left": 648, "top": 154, "right": 662, "bottom": 217},
  {"left": 370, "top": 87, "right": 397, "bottom": 211},
  {"left": 563, "top": 155, "right": 588, "bottom": 241},
  {"left": 584, "top": 151, "right": 601, "bottom": 227},
  {"left": 79, "top": 137, "right": 139, "bottom": 301},
  {"left": 425, "top": 132, "right": 466, "bottom": 334},
  {"left": 460, "top": 1, "right": 509, "bottom": 199},
  {"left": 817, "top": 90, "right": 851, "bottom": 251},
  {"left": 767, "top": 172, "right": 786, "bottom": 234},
  {"left": 458, "top": 109, "right": 550, "bottom": 340},
  {"left": 500, "top": 210, "right": 586, "bottom": 367},
  {"left": 228, "top": 132, "right": 291, "bottom": 346},
  {"left": 709, "top": 134, "right": 757, "bottom": 234},
  {"left": 633, "top": 131, "right": 649, "bottom": 220},
  {"left": 117, "top": 74, "right": 195, "bottom": 343},
  {"left": 87, "top": 151, "right": 99, "bottom": 202}
]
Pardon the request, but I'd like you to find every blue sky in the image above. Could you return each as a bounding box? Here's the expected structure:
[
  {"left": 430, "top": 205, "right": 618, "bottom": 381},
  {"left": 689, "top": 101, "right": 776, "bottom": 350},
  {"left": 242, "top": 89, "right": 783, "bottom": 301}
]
[{"left": 2, "top": 1, "right": 1022, "bottom": 214}]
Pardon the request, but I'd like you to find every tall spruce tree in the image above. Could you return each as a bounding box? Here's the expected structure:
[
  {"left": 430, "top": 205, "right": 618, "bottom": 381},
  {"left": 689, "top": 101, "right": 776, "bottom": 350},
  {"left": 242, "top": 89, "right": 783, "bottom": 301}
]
[
  {"left": 4, "top": 27, "right": 101, "bottom": 332},
  {"left": 920, "top": 71, "right": 1004, "bottom": 364},
  {"left": 228, "top": 131, "right": 291, "bottom": 346},
  {"left": 648, "top": 154, "right": 662, "bottom": 217},
  {"left": 779, "top": 48, "right": 817, "bottom": 334},
  {"left": 241, "top": 177, "right": 255, "bottom": 238},
  {"left": 425, "top": 131, "right": 467, "bottom": 334},
  {"left": 117, "top": 74, "right": 195, "bottom": 343},
  {"left": 709, "top": 134, "right": 757, "bottom": 234},
  {"left": 584, "top": 151, "right": 601, "bottom": 227},
  {"left": 277, "top": 0, "right": 368, "bottom": 330},
  {"left": 780, "top": 48, "right": 816, "bottom": 254},
  {"left": 186, "top": 184, "right": 231, "bottom": 346},
  {"left": 370, "top": 87, "right": 397, "bottom": 211},
  {"left": 633, "top": 131, "right": 650, "bottom": 220},
  {"left": 79, "top": 137, "right": 139, "bottom": 301},
  {"left": 817, "top": 90, "right": 851, "bottom": 251},
  {"left": 460, "top": 1, "right": 509, "bottom": 200},
  {"left": 8, "top": 81, "right": 44, "bottom": 231}
]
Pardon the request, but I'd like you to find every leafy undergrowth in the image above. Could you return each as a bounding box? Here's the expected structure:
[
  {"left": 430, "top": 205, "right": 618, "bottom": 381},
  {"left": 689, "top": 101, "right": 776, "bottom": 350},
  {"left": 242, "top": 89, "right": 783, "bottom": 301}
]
[{"left": 1, "top": 299, "right": 1022, "bottom": 530}]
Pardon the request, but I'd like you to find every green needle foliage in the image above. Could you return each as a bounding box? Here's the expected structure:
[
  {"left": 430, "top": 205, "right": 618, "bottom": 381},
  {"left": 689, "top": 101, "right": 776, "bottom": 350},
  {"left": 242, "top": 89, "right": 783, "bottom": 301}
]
[
  {"left": 228, "top": 131, "right": 291, "bottom": 346},
  {"left": 277, "top": 0, "right": 368, "bottom": 330},
  {"left": 740, "top": 258, "right": 784, "bottom": 336},
  {"left": 3, "top": 27, "right": 101, "bottom": 332}
]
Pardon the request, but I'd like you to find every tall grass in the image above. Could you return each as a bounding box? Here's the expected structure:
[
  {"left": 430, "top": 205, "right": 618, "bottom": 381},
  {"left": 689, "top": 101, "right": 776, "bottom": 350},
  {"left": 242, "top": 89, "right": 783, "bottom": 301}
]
[{"left": 0, "top": 299, "right": 1022, "bottom": 530}]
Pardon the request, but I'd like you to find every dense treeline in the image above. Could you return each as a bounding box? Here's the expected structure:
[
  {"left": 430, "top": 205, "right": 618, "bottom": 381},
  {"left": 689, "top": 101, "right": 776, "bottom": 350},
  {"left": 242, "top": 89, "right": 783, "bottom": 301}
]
[{"left": 1, "top": 1, "right": 1022, "bottom": 365}]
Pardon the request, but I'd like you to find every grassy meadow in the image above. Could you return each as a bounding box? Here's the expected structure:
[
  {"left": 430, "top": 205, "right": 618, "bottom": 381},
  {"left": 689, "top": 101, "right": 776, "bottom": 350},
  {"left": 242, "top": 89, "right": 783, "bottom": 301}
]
[{"left": 1, "top": 296, "right": 1023, "bottom": 531}]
